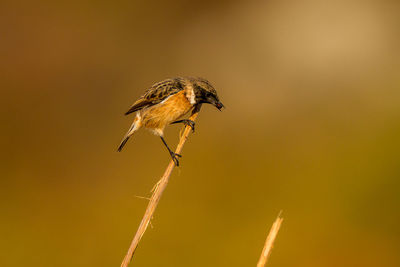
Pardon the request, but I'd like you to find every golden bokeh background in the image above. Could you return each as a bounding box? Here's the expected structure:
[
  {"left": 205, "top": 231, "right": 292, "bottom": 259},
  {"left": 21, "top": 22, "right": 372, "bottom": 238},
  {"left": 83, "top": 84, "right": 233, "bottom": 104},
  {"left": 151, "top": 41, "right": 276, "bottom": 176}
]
[{"left": 1, "top": 0, "right": 399, "bottom": 266}]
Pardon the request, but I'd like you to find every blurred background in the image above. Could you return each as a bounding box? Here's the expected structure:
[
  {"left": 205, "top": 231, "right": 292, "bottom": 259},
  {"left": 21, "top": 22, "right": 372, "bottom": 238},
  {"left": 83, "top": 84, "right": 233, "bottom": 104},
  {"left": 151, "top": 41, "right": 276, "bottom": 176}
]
[{"left": 1, "top": 0, "right": 399, "bottom": 266}]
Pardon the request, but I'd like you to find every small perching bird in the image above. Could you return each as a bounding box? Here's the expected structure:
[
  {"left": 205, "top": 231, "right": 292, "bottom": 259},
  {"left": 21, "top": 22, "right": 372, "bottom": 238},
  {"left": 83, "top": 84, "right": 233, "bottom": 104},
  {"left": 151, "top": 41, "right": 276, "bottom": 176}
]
[{"left": 118, "top": 77, "right": 224, "bottom": 166}]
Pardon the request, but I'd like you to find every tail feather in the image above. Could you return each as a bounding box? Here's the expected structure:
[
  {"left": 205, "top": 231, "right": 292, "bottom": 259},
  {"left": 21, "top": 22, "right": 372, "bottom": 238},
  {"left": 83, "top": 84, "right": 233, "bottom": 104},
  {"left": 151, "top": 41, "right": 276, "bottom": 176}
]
[
  {"left": 117, "top": 136, "right": 130, "bottom": 152},
  {"left": 117, "top": 120, "right": 139, "bottom": 152}
]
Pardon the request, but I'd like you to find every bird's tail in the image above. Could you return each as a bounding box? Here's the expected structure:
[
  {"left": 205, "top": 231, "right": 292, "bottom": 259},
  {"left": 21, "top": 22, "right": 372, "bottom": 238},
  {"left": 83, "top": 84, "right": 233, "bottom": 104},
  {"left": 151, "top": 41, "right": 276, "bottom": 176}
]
[{"left": 117, "top": 119, "right": 139, "bottom": 152}]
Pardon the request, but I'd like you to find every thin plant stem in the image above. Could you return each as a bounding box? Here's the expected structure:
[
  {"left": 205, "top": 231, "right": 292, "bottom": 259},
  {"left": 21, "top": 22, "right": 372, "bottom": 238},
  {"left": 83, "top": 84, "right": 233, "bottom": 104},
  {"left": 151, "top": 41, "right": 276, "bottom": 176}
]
[
  {"left": 120, "top": 104, "right": 202, "bottom": 267},
  {"left": 256, "top": 211, "right": 283, "bottom": 267}
]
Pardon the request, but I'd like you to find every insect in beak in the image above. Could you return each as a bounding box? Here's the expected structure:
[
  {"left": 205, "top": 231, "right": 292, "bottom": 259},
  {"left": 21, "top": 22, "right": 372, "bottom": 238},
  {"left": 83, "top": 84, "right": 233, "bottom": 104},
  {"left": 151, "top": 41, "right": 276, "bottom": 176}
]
[{"left": 215, "top": 101, "right": 224, "bottom": 111}]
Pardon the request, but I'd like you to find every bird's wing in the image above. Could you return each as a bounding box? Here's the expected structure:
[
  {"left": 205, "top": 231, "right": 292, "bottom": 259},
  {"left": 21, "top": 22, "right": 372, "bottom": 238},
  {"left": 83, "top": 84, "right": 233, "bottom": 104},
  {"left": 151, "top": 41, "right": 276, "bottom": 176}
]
[{"left": 125, "top": 78, "right": 185, "bottom": 115}]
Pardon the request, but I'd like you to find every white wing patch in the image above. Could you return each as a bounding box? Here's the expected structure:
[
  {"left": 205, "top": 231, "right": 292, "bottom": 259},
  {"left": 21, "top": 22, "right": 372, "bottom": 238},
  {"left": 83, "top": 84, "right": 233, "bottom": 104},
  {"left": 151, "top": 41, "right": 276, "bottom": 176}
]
[{"left": 185, "top": 84, "right": 196, "bottom": 105}]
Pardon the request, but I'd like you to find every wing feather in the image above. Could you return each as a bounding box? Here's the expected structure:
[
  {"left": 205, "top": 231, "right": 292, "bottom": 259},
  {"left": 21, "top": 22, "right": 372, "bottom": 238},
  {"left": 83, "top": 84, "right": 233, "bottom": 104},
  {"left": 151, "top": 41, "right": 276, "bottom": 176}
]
[{"left": 125, "top": 78, "right": 185, "bottom": 115}]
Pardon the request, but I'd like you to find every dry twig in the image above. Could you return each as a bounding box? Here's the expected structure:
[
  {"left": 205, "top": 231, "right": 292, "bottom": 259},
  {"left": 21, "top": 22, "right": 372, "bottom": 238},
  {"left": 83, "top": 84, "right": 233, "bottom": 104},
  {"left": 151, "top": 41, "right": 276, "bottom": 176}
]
[
  {"left": 256, "top": 211, "right": 283, "bottom": 267},
  {"left": 120, "top": 104, "right": 202, "bottom": 267}
]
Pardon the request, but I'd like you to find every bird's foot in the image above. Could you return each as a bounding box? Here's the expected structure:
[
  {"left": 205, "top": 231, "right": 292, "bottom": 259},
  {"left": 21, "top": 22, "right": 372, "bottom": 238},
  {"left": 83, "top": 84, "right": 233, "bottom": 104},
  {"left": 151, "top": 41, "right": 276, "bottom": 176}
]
[
  {"left": 172, "top": 119, "right": 195, "bottom": 133},
  {"left": 170, "top": 152, "right": 182, "bottom": 166},
  {"left": 184, "top": 120, "right": 195, "bottom": 133}
]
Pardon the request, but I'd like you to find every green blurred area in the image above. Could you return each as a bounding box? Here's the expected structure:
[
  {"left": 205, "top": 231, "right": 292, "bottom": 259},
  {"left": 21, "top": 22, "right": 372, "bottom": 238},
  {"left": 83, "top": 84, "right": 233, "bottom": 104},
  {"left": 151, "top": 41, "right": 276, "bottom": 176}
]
[{"left": 1, "top": 0, "right": 400, "bottom": 266}]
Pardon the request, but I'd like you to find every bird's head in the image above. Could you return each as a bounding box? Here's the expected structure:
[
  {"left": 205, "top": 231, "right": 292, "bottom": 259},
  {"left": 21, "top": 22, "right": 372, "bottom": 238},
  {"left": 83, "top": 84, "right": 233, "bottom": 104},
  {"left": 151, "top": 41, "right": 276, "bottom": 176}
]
[{"left": 190, "top": 77, "right": 224, "bottom": 110}]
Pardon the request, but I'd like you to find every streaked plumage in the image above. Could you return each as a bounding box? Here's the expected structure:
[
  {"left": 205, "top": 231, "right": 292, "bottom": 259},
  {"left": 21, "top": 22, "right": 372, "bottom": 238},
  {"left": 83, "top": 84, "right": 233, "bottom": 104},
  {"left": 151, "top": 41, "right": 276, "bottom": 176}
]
[
  {"left": 125, "top": 78, "right": 185, "bottom": 115},
  {"left": 118, "top": 77, "right": 223, "bottom": 166}
]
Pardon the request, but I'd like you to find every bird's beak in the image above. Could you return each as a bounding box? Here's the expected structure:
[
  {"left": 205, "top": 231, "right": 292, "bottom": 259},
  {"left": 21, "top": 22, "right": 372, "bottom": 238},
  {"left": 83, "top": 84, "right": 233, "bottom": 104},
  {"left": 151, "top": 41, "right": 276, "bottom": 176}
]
[{"left": 215, "top": 101, "right": 224, "bottom": 111}]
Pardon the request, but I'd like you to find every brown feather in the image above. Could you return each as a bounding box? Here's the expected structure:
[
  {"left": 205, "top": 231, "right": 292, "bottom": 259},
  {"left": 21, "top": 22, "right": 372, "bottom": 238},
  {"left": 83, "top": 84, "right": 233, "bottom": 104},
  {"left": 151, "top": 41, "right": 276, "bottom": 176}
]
[
  {"left": 139, "top": 90, "right": 193, "bottom": 136},
  {"left": 125, "top": 78, "right": 185, "bottom": 115}
]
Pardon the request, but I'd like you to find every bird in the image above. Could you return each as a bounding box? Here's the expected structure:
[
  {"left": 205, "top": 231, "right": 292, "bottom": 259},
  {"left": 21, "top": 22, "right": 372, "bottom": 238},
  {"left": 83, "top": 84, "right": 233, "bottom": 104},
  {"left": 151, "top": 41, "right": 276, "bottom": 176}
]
[{"left": 118, "top": 77, "right": 224, "bottom": 166}]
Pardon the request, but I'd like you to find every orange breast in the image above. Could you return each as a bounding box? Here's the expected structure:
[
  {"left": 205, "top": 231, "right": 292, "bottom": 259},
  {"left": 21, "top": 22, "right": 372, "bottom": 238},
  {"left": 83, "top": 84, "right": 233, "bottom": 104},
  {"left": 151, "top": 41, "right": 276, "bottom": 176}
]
[{"left": 140, "top": 91, "right": 193, "bottom": 132}]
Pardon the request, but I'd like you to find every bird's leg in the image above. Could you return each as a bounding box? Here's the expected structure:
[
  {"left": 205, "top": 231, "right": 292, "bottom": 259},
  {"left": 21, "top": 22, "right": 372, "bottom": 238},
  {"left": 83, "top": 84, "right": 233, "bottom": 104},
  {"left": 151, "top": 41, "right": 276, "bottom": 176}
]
[
  {"left": 160, "top": 136, "right": 181, "bottom": 166},
  {"left": 171, "top": 119, "right": 195, "bottom": 133}
]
